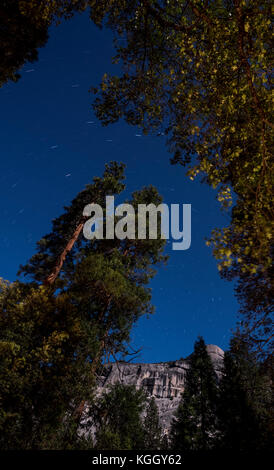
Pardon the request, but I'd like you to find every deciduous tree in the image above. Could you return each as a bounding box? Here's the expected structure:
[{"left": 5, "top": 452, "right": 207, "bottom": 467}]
[{"left": 88, "top": 0, "right": 273, "bottom": 357}]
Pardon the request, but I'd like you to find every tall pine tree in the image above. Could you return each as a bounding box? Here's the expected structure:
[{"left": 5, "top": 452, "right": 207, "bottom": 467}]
[
  {"left": 217, "top": 334, "right": 273, "bottom": 451},
  {"left": 94, "top": 384, "right": 146, "bottom": 450},
  {"left": 1, "top": 162, "right": 167, "bottom": 449},
  {"left": 143, "top": 397, "right": 163, "bottom": 450},
  {"left": 170, "top": 337, "right": 218, "bottom": 451}
]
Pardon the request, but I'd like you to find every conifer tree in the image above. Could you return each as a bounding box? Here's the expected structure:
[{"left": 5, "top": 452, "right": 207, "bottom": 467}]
[
  {"left": 94, "top": 384, "right": 146, "bottom": 450},
  {"left": 18, "top": 161, "right": 126, "bottom": 284},
  {"left": 217, "top": 334, "right": 273, "bottom": 451},
  {"left": 143, "top": 397, "right": 163, "bottom": 450},
  {"left": 170, "top": 337, "right": 218, "bottom": 451},
  {"left": 161, "top": 433, "right": 170, "bottom": 451},
  {"left": 0, "top": 163, "right": 167, "bottom": 449}
]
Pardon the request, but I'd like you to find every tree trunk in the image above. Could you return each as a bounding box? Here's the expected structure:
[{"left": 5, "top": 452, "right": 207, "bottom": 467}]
[{"left": 43, "top": 218, "right": 87, "bottom": 285}]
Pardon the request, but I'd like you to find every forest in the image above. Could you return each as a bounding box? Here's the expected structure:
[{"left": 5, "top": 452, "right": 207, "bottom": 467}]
[{"left": 0, "top": 0, "right": 273, "bottom": 454}]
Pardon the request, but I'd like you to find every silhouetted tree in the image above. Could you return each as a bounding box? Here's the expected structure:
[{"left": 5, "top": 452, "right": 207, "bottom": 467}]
[
  {"left": 94, "top": 384, "right": 146, "bottom": 450},
  {"left": 0, "top": 162, "right": 167, "bottom": 449},
  {"left": 217, "top": 334, "right": 273, "bottom": 451},
  {"left": 0, "top": 0, "right": 87, "bottom": 87},
  {"left": 143, "top": 397, "right": 163, "bottom": 450},
  {"left": 170, "top": 337, "right": 218, "bottom": 451}
]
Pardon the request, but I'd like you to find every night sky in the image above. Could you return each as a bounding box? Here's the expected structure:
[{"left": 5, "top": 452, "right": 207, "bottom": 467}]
[{"left": 0, "top": 11, "right": 238, "bottom": 362}]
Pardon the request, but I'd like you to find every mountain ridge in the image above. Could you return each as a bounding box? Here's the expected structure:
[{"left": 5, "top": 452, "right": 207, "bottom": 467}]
[{"left": 95, "top": 344, "right": 224, "bottom": 433}]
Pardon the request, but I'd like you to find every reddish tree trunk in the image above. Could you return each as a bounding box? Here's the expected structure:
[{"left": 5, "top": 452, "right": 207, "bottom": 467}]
[{"left": 43, "top": 219, "right": 86, "bottom": 285}]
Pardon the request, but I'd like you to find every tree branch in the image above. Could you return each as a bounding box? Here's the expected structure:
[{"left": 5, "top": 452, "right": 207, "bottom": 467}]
[
  {"left": 43, "top": 216, "right": 88, "bottom": 285},
  {"left": 235, "top": 0, "right": 273, "bottom": 130}
]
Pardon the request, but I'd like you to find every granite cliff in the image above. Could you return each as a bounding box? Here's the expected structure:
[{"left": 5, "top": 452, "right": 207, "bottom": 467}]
[{"left": 95, "top": 344, "right": 224, "bottom": 433}]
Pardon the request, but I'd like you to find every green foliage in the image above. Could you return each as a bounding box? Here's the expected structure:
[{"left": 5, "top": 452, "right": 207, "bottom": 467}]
[
  {"left": 0, "top": 0, "right": 87, "bottom": 87},
  {"left": 170, "top": 337, "right": 218, "bottom": 451},
  {"left": 19, "top": 162, "right": 167, "bottom": 367},
  {"left": 143, "top": 397, "right": 163, "bottom": 450},
  {"left": 87, "top": 0, "right": 273, "bottom": 357},
  {"left": 94, "top": 383, "right": 146, "bottom": 450},
  {"left": 18, "top": 161, "right": 127, "bottom": 284},
  {"left": 217, "top": 334, "right": 274, "bottom": 451},
  {"left": 0, "top": 162, "right": 167, "bottom": 449},
  {"left": 3, "top": 1, "right": 272, "bottom": 355},
  {"left": 0, "top": 279, "right": 94, "bottom": 449},
  {"left": 169, "top": 334, "right": 273, "bottom": 452},
  {"left": 0, "top": 1, "right": 48, "bottom": 86}
]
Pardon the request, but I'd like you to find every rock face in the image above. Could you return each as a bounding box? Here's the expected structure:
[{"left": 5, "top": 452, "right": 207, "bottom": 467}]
[{"left": 96, "top": 345, "right": 224, "bottom": 433}]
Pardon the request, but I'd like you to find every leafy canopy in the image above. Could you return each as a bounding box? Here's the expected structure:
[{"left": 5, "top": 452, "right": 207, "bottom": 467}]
[
  {"left": 0, "top": 162, "right": 167, "bottom": 449},
  {"left": 87, "top": 0, "right": 273, "bottom": 357},
  {"left": 94, "top": 383, "right": 147, "bottom": 450},
  {"left": 1, "top": 1, "right": 272, "bottom": 355}
]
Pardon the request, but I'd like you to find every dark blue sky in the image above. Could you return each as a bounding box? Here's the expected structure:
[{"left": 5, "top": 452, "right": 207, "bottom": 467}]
[{"left": 0, "top": 11, "right": 238, "bottom": 362}]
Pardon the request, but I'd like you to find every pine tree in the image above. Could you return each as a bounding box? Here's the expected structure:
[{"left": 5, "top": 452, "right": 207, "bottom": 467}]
[
  {"left": 143, "top": 397, "right": 163, "bottom": 450},
  {"left": 94, "top": 384, "right": 146, "bottom": 450},
  {"left": 161, "top": 433, "right": 170, "bottom": 451},
  {"left": 0, "top": 163, "right": 167, "bottom": 449},
  {"left": 18, "top": 161, "right": 126, "bottom": 284},
  {"left": 88, "top": 0, "right": 273, "bottom": 357},
  {"left": 170, "top": 337, "right": 218, "bottom": 451},
  {"left": 217, "top": 334, "right": 273, "bottom": 451},
  {"left": 18, "top": 162, "right": 167, "bottom": 372}
]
